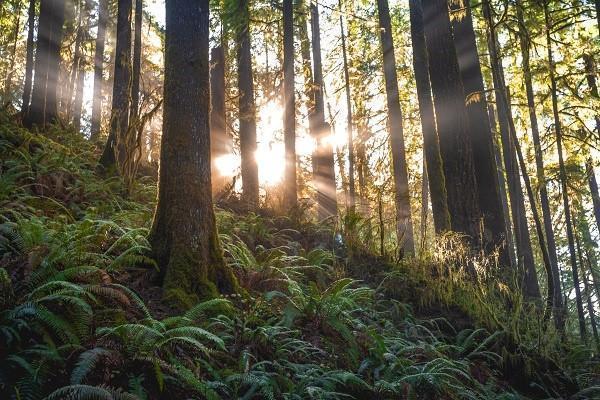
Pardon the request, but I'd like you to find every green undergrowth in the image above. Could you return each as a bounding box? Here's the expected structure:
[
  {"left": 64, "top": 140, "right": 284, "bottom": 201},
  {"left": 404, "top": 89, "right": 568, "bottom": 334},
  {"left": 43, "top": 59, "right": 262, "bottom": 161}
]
[{"left": 0, "top": 113, "right": 598, "bottom": 399}]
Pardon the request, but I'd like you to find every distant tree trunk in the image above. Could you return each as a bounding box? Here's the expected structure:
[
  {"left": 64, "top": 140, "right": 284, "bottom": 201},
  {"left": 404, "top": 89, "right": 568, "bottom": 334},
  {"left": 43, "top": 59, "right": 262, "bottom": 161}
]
[
  {"left": 506, "top": 88, "right": 555, "bottom": 321},
  {"left": 150, "top": 0, "right": 237, "bottom": 302},
  {"left": 339, "top": 0, "right": 355, "bottom": 211},
  {"left": 25, "top": 0, "right": 66, "bottom": 128},
  {"left": 66, "top": 5, "right": 84, "bottom": 117},
  {"left": 99, "top": 0, "right": 132, "bottom": 170},
  {"left": 376, "top": 0, "right": 414, "bottom": 256},
  {"left": 408, "top": 0, "right": 450, "bottom": 233},
  {"left": 282, "top": 0, "right": 297, "bottom": 210},
  {"left": 21, "top": 0, "right": 36, "bottom": 114},
  {"left": 236, "top": 0, "right": 259, "bottom": 208},
  {"left": 73, "top": 4, "right": 90, "bottom": 132},
  {"left": 483, "top": 0, "right": 540, "bottom": 299},
  {"left": 210, "top": 45, "right": 230, "bottom": 196},
  {"left": 420, "top": 160, "right": 429, "bottom": 251},
  {"left": 488, "top": 104, "right": 517, "bottom": 269},
  {"left": 542, "top": 0, "right": 587, "bottom": 340},
  {"left": 4, "top": 5, "right": 22, "bottom": 102},
  {"left": 516, "top": 2, "right": 563, "bottom": 326},
  {"left": 311, "top": 3, "right": 337, "bottom": 219},
  {"left": 583, "top": 55, "right": 600, "bottom": 234},
  {"left": 422, "top": 0, "right": 481, "bottom": 242},
  {"left": 130, "top": 0, "right": 142, "bottom": 121},
  {"left": 576, "top": 216, "right": 600, "bottom": 347},
  {"left": 450, "top": 2, "right": 510, "bottom": 267},
  {"left": 90, "top": 0, "right": 107, "bottom": 141}
]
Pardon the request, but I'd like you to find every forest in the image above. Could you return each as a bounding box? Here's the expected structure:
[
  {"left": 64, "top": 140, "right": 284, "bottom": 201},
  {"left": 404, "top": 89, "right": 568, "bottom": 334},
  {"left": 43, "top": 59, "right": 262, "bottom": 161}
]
[{"left": 0, "top": 0, "right": 599, "bottom": 398}]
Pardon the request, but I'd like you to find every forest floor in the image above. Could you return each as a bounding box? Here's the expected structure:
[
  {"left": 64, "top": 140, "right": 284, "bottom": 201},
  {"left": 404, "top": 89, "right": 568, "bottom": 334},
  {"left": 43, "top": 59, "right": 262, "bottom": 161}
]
[{"left": 0, "top": 112, "right": 598, "bottom": 399}]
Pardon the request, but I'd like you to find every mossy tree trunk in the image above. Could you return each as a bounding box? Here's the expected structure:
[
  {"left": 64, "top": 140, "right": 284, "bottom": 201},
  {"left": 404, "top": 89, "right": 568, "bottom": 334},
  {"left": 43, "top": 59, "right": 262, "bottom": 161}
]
[
  {"left": 99, "top": 0, "right": 132, "bottom": 170},
  {"left": 90, "top": 0, "right": 108, "bottom": 141},
  {"left": 210, "top": 45, "right": 231, "bottom": 197},
  {"left": 450, "top": 2, "right": 510, "bottom": 267},
  {"left": 25, "top": 0, "right": 66, "bottom": 128},
  {"left": 408, "top": 0, "right": 450, "bottom": 234},
  {"left": 422, "top": 0, "right": 481, "bottom": 243},
  {"left": 376, "top": 0, "right": 414, "bottom": 257},
  {"left": 150, "top": 0, "right": 237, "bottom": 304}
]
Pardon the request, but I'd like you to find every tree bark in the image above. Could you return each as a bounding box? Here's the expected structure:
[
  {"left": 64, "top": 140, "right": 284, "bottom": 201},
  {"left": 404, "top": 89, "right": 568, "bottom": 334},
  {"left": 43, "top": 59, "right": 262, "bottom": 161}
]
[
  {"left": 450, "top": 2, "right": 510, "bottom": 267},
  {"left": 25, "top": 0, "right": 66, "bottom": 128},
  {"left": 311, "top": 3, "right": 337, "bottom": 219},
  {"left": 376, "top": 0, "right": 414, "bottom": 256},
  {"left": 99, "top": 0, "right": 132, "bottom": 170},
  {"left": 150, "top": 0, "right": 237, "bottom": 303},
  {"left": 576, "top": 215, "right": 600, "bottom": 347},
  {"left": 21, "top": 0, "right": 36, "bottom": 114},
  {"left": 130, "top": 0, "right": 142, "bottom": 121},
  {"left": 282, "top": 0, "right": 297, "bottom": 210},
  {"left": 422, "top": 0, "right": 481, "bottom": 242},
  {"left": 542, "top": 0, "right": 587, "bottom": 340},
  {"left": 339, "top": 0, "right": 355, "bottom": 211},
  {"left": 408, "top": 0, "right": 450, "bottom": 233},
  {"left": 90, "top": 0, "right": 107, "bottom": 141},
  {"left": 483, "top": 0, "right": 540, "bottom": 299},
  {"left": 516, "top": 1, "right": 563, "bottom": 326},
  {"left": 236, "top": 0, "right": 259, "bottom": 208},
  {"left": 210, "top": 45, "right": 231, "bottom": 197}
]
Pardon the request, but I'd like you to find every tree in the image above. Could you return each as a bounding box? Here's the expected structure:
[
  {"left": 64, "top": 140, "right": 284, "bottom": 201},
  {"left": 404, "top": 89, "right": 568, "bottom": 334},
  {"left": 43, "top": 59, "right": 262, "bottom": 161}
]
[
  {"left": 339, "top": 0, "right": 355, "bottom": 210},
  {"left": 311, "top": 2, "right": 337, "bottom": 219},
  {"left": 150, "top": 0, "right": 237, "bottom": 303},
  {"left": 25, "top": 0, "right": 66, "bottom": 128},
  {"left": 450, "top": 2, "right": 510, "bottom": 267},
  {"left": 483, "top": 0, "right": 540, "bottom": 299},
  {"left": 282, "top": 0, "right": 297, "bottom": 210},
  {"left": 99, "top": 0, "right": 132, "bottom": 170},
  {"left": 421, "top": 0, "right": 481, "bottom": 242},
  {"left": 21, "top": 0, "right": 36, "bottom": 114},
  {"left": 235, "top": 0, "right": 259, "bottom": 208},
  {"left": 210, "top": 45, "right": 231, "bottom": 196},
  {"left": 376, "top": 0, "right": 414, "bottom": 256},
  {"left": 408, "top": 0, "right": 450, "bottom": 234},
  {"left": 541, "top": 0, "right": 586, "bottom": 339},
  {"left": 515, "top": 0, "right": 563, "bottom": 325},
  {"left": 90, "top": 0, "right": 108, "bottom": 141},
  {"left": 130, "top": 0, "right": 143, "bottom": 122}
]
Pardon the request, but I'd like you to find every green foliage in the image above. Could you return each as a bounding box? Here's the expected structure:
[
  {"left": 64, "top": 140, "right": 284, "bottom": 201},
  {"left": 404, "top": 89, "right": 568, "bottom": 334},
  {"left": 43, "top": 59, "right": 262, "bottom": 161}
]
[{"left": 0, "top": 115, "right": 596, "bottom": 399}]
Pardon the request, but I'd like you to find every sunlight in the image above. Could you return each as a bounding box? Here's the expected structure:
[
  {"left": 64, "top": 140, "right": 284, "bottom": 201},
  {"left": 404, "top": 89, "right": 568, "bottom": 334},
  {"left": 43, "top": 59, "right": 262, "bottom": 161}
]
[{"left": 214, "top": 154, "right": 238, "bottom": 178}]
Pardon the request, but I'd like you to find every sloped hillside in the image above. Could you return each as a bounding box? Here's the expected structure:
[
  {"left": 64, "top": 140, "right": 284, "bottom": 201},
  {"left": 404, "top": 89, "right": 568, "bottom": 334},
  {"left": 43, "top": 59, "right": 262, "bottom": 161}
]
[{"left": 0, "top": 114, "right": 597, "bottom": 399}]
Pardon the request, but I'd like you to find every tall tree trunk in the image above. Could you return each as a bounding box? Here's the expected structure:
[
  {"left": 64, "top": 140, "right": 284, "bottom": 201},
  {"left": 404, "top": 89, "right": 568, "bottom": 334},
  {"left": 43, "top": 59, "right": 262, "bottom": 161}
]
[
  {"left": 376, "top": 0, "right": 414, "bottom": 256},
  {"left": 583, "top": 55, "right": 600, "bottom": 234},
  {"left": 311, "top": 2, "right": 337, "bottom": 219},
  {"left": 130, "top": 0, "right": 142, "bottom": 121},
  {"left": 576, "top": 214, "right": 600, "bottom": 347},
  {"left": 339, "top": 0, "right": 355, "bottom": 211},
  {"left": 422, "top": 0, "right": 481, "bottom": 242},
  {"left": 90, "top": 0, "right": 107, "bottom": 141},
  {"left": 542, "top": 0, "right": 587, "bottom": 340},
  {"left": 488, "top": 104, "right": 517, "bottom": 269},
  {"left": 236, "top": 0, "right": 259, "bottom": 208},
  {"left": 483, "top": 0, "right": 540, "bottom": 299},
  {"left": 25, "top": 0, "right": 66, "bottom": 128},
  {"left": 420, "top": 160, "right": 429, "bottom": 252},
  {"left": 210, "top": 45, "right": 230, "bottom": 196},
  {"left": 73, "top": 3, "right": 90, "bottom": 132},
  {"left": 99, "top": 0, "right": 132, "bottom": 170},
  {"left": 408, "top": 0, "right": 450, "bottom": 233},
  {"left": 4, "top": 5, "right": 22, "bottom": 102},
  {"left": 66, "top": 4, "right": 84, "bottom": 117},
  {"left": 21, "top": 0, "right": 36, "bottom": 114},
  {"left": 150, "top": 0, "right": 237, "bottom": 302},
  {"left": 282, "top": 0, "right": 297, "bottom": 210},
  {"left": 587, "top": 158, "right": 600, "bottom": 235},
  {"left": 515, "top": 1, "right": 563, "bottom": 326},
  {"left": 450, "top": 2, "right": 510, "bottom": 267}
]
